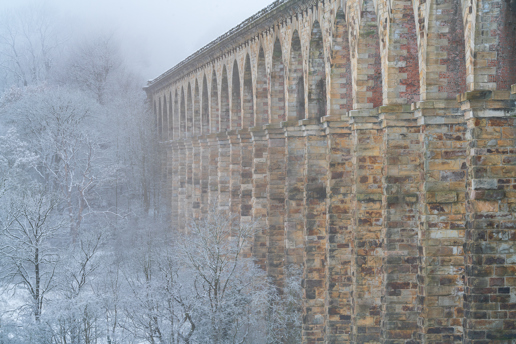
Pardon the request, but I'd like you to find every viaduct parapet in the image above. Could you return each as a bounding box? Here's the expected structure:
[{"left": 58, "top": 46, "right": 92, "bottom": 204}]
[{"left": 145, "top": 0, "right": 516, "bottom": 342}]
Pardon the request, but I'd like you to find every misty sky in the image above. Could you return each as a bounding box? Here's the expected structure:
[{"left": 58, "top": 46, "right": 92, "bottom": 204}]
[{"left": 0, "top": 0, "right": 275, "bottom": 81}]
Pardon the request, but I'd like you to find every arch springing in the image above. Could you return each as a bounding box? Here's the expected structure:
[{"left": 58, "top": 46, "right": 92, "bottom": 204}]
[
  {"left": 243, "top": 54, "right": 254, "bottom": 128},
  {"left": 158, "top": 97, "right": 163, "bottom": 140},
  {"left": 271, "top": 38, "right": 286, "bottom": 123},
  {"left": 202, "top": 75, "right": 209, "bottom": 134},
  {"left": 256, "top": 46, "right": 269, "bottom": 127},
  {"left": 174, "top": 90, "right": 179, "bottom": 138},
  {"left": 211, "top": 71, "right": 219, "bottom": 132},
  {"left": 194, "top": 80, "right": 201, "bottom": 135},
  {"left": 330, "top": 9, "right": 353, "bottom": 114},
  {"left": 162, "top": 95, "right": 168, "bottom": 141},
  {"left": 187, "top": 84, "right": 193, "bottom": 136},
  {"left": 425, "top": 0, "right": 466, "bottom": 100},
  {"left": 180, "top": 88, "right": 186, "bottom": 137},
  {"left": 231, "top": 61, "right": 242, "bottom": 130},
  {"left": 221, "top": 66, "right": 230, "bottom": 131},
  {"left": 169, "top": 92, "right": 174, "bottom": 140},
  {"left": 308, "top": 21, "right": 327, "bottom": 118},
  {"left": 355, "top": 0, "right": 383, "bottom": 108},
  {"left": 289, "top": 30, "right": 305, "bottom": 120}
]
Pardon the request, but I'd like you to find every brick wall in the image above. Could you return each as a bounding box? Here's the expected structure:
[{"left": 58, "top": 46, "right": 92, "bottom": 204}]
[{"left": 148, "top": 0, "right": 516, "bottom": 342}]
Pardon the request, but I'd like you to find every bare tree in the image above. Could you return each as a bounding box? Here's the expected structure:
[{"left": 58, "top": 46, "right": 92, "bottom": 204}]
[
  {"left": 1, "top": 87, "right": 105, "bottom": 239},
  {"left": 0, "top": 188, "right": 63, "bottom": 323},
  {"left": 65, "top": 34, "right": 123, "bottom": 105},
  {"left": 0, "top": 127, "right": 37, "bottom": 200},
  {"left": 265, "top": 266, "right": 303, "bottom": 344},
  {"left": 0, "top": 4, "right": 63, "bottom": 87},
  {"left": 48, "top": 230, "right": 105, "bottom": 344},
  {"left": 175, "top": 212, "right": 270, "bottom": 344}
]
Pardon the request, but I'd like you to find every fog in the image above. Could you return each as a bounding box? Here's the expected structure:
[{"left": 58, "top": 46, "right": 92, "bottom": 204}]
[
  {"left": 0, "top": 0, "right": 275, "bottom": 80},
  {"left": 0, "top": 2, "right": 308, "bottom": 342}
]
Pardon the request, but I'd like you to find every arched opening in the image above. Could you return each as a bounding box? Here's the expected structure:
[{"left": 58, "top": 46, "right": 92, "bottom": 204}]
[
  {"left": 271, "top": 38, "right": 285, "bottom": 123},
  {"left": 256, "top": 46, "right": 269, "bottom": 127},
  {"left": 308, "top": 21, "right": 327, "bottom": 118},
  {"left": 211, "top": 71, "right": 219, "bottom": 132},
  {"left": 158, "top": 97, "right": 163, "bottom": 140},
  {"left": 243, "top": 54, "right": 254, "bottom": 128},
  {"left": 387, "top": 1, "right": 420, "bottom": 104},
  {"left": 231, "top": 61, "right": 242, "bottom": 130},
  {"left": 425, "top": 0, "right": 466, "bottom": 100},
  {"left": 355, "top": 1, "right": 383, "bottom": 109},
  {"left": 174, "top": 90, "right": 179, "bottom": 138},
  {"left": 289, "top": 30, "right": 305, "bottom": 120},
  {"left": 221, "top": 66, "right": 230, "bottom": 131},
  {"left": 496, "top": 0, "right": 516, "bottom": 90},
  {"left": 194, "top": 80, "right": 201, "bottom": 135},
  {"left": 180, "top": 88, "right": 186, "bottom": 137},
  {"left": 331, "top": 8, "right": 353, "bottom": 113},
  {"left": 187, "top": 84, "right": 193, "bottom": 137},
  {"left": 169, "top": 92, "right": 174, "bottom": 140},
  {"left": 202, "top": 75, "right": 210, "bottom": 134}
]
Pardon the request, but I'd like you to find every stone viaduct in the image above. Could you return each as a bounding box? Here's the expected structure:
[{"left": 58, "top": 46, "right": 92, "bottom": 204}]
[{"left": 144, "top": 0, "right": 516, "bottom": 342}]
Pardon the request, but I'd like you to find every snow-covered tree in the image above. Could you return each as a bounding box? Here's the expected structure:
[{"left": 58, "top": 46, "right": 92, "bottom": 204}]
[
  {"left": 266, "top": 266, "right": 303, "bottom": 344},
  {"left": 64, "top": 34, "right": 123, "bottom": 105},
  {"left": 174, "top": 212, "right": 270, "bottom": 344},
  {"left": 1, "top": 86, "right": 108, "bottom": 239},
  {"left": 0, "top": 187, "right": 63, "bottom": 323},
  {"left": 0, "top": 4, "right": 64, "bottom": 89},
  {"left": 0, "top": 127, "right": 38, "bottom": 199},
  {"left": 0, "top": 4, "right": 307, "bottom": 341}
]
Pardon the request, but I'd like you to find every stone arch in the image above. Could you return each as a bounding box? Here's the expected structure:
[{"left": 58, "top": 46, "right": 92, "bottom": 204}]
[
  {"left": 194, "top": 79, "right": 201, "bottom": 135},
  {"left": 202, "top": 74, "right": 210, "bottom": 134},
  {"left": 289, "top": 29, "right": 305, "bottom": 120},
  {"left": 271, "top": 37, "right": 286, "bottom": 123},
  {"left": 231, "top": 60, "right": 242, "bottom": 130},
  {"left": 221, "top": 65, "right": 230, "bottom": 131},
  {"left": 425, "top": 0, "right": 466, "bottom": 100},
  {"left": 180, "top": 87, "right": 186, "bottom": 137},
  {"left": 174, "top": 90, "right": 179, "bottom": 138},
  {"left": 387, "top": 0, "right": 420, "bottom": 104},
  {"left": 169, "top": 91, "right": 174, "bottom": 140},
  {"left": 308, "top": 20, "right": 327, "bottom": 118},
  {"left": 211, "top": 71, "right": 219, "bottom": 132},
  {"left": 243, "top": 54, "right": 254, "bottom": 128},
  {"left": 187, "top": 83, "right": 193, "bottom": 136},
  {"left": 330, "top": 8, "right": 353, "bottom": 114},
  {"left": 354, "top": 0, "right": 383, "bottom": 109},
  {"left": 256, "top": 45, "right": 269, "bottom": 127}
]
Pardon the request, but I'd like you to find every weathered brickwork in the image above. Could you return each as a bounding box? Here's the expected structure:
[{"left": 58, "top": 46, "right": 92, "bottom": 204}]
[
  {"left": 146, "top": 0, "right": 516, "bottom": 342},
  {"left": 324, "top": 116, "right": 354, "bottom": 342}
]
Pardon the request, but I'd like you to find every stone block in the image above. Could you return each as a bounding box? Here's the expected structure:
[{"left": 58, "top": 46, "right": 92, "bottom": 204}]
[
  {"left": 471, "top": 190, "right": 506, "bottom": 201},
  {"left": 472, "top": 179, "right": 498, "bottom": 190},
  {"left": 427, "top": 191, "right": 458, "bottom": 203},
  {"left": 357, "top": 193, "right": 382, "bottom": 202},
  {"left": 458, "top": 90, "right": 493, "bottom": 102}
]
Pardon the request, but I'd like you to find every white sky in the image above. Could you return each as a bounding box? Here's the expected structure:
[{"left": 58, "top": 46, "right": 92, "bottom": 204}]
[{"left": 0, "top": 0, "right": 275, "bottom": 80}]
